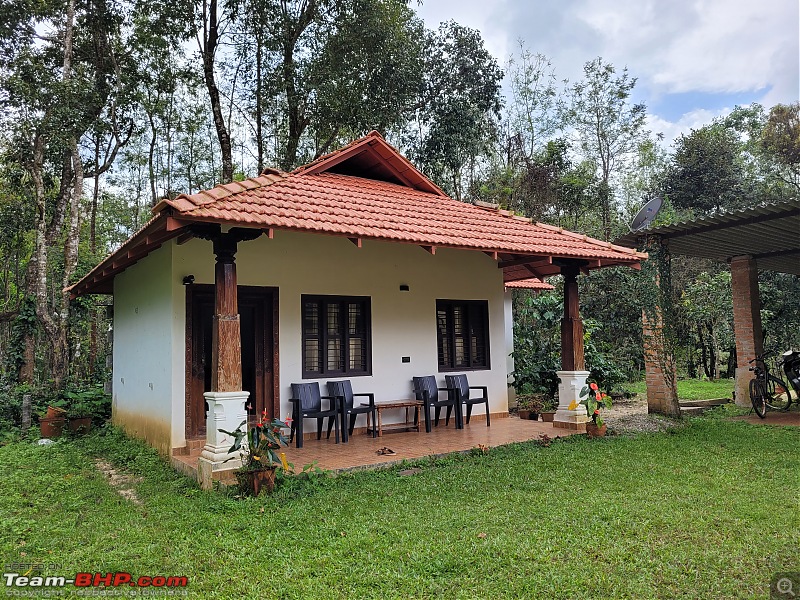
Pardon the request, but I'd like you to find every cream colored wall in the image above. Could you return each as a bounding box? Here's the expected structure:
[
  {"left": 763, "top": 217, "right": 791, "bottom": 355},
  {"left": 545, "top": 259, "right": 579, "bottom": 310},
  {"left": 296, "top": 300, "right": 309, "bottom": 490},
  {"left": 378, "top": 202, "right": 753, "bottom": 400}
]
[
  {"left": 171, "top": 230, "right": 510, "bottom": 427},
  {"left": 505, "top": 290, "right": 516, "bottom": 407},
  {"left": 112, "top": 244, "right": 182, "bottom": 455}
]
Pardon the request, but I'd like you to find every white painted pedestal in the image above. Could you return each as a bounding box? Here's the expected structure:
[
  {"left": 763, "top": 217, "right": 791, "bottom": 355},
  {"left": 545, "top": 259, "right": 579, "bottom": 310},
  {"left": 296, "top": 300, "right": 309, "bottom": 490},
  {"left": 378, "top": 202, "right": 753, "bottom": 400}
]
[
  {"left": 197, "top": 391, "right": 249, "bottom": 489},
  {"left": 553, "top": 370, "right": 590, "bottom": 431}
]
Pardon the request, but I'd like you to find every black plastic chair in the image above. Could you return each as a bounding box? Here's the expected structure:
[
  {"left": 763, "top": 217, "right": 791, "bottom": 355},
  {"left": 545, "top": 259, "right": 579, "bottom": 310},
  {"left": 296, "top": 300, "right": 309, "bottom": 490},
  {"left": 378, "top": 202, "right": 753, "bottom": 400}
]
[
  {"left": 445, "top": 374, "right": 490, "bottom": 426},
  {"left": 412, "top": 375, "right": 462, "bottom": 433},
  {"left": 289, "top": 382, "right": 340, "bottom": 448},
  {"left": 326, "top": 380, "right": 377, "bottom": 442}
]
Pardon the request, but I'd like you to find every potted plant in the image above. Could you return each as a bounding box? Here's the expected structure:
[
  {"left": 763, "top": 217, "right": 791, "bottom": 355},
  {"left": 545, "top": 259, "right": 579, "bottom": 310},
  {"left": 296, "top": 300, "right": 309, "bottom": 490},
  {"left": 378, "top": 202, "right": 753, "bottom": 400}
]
[
  {"left": 220, "top": 410, "right": 291, "bottom": 496},
  {"left": 66, "top": 400, "right": 93, "bottom": 434},
  {"left": 39, "top": 412, "right": 65, "bottom": 439},
  {"left": 570, "top": 382, "right": 612, "bottom": 437},
  {"left": 516, "top": 393, "right": 545, "bottom": 420},
  {"left": 39, "top": 397, "right": 67, "bottom": 438},
  {"left": 539, "top": 396, "right": 558, "bottom": 422},
  {"left": 62, "top": 386, "right": 111, "bottom": 434}
]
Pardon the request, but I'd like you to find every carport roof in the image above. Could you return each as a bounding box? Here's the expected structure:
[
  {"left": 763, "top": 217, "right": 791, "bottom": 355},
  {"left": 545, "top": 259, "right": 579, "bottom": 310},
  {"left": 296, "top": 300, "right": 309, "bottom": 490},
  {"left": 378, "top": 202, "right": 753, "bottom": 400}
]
[{"left": 615, "top": 199, "right": 800, "bottom": 275}]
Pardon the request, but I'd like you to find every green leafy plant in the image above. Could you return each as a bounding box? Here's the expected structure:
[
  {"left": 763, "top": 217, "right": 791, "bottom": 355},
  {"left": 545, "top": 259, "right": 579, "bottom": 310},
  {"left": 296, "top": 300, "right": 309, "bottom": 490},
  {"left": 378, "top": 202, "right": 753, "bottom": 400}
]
[
  {"left": 511, "top": 292, "right": 561, "bottom": 397},
  {"left": 57, "top": 386, "right": 111, "bottom": 423},
  {"left": 540, "top": 396, "right": 559, "bottom": 412},
  {"left": 219, "top": 410, "right": 290, "bottom": 472},
  {"left": 515, "top": 393, "right": 545, "bottom": 413},
  {"left": 570, "top": 381, "right": 612, "bottom": 426}
]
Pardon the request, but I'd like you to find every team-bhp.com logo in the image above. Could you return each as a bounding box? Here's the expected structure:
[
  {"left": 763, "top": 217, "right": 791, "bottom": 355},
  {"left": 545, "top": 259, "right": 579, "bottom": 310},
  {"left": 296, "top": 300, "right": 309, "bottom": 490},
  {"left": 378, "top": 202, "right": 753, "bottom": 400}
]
[{"left": 4, "top": 571, "right": 188, "bottom": 589}]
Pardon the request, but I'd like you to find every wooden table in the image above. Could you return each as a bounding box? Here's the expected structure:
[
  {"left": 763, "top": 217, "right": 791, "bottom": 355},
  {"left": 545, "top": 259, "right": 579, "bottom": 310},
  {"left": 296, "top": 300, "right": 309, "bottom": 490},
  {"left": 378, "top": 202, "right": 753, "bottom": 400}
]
[{"left": 362, "top": 399, "right": 423, "bottom": 436}]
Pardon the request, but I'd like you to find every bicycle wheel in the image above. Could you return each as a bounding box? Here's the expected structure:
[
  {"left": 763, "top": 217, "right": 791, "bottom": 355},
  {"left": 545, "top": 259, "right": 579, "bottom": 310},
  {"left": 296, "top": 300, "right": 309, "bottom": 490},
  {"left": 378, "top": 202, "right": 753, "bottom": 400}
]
[
  {"left": 749, "top": 378, "right": 767, "bottom": 418},
  {"left": 765, "top": 374, "right": 792, "bottom": 411}
]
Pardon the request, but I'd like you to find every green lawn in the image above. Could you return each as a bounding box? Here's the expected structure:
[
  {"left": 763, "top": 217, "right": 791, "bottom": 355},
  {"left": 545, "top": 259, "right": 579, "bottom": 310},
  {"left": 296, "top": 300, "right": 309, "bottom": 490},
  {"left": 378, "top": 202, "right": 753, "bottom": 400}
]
[
  {"left": 627, "top": 378, "right": 735, "bottom": 401},
  {"left": 1, "top": 413, "right": 797, "bottom": 599}
]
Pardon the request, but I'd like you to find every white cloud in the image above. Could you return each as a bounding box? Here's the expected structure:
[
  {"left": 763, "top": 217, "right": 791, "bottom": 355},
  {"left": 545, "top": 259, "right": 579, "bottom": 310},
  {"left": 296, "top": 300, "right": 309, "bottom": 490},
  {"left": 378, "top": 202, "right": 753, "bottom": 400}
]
[
  {"left": 646, "top": 108, "right": 730, "bottom": 146},
  {"left": 416, "top": 0, "right": 799, "bottom": 140}
]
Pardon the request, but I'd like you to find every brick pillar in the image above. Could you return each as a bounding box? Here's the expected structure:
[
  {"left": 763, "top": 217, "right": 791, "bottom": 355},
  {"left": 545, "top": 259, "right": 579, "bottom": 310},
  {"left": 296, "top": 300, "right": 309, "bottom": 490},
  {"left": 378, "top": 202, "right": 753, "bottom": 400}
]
[
  {"left": 730, "top": 255, "right": 763, "bottom": 407},
  {"left": 641, "top": 239, "right": 680, "bottom": 417},
  {"left": 643, "top": 309, "right": 679, "bottom": 415}
]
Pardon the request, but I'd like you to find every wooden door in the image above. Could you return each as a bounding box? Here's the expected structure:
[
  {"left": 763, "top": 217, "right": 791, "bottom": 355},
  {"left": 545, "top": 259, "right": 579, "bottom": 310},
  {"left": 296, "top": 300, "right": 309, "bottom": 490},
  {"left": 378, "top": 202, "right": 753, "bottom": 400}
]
[{"left": 187, "top": 286, "right": 278, "bottom": 438}]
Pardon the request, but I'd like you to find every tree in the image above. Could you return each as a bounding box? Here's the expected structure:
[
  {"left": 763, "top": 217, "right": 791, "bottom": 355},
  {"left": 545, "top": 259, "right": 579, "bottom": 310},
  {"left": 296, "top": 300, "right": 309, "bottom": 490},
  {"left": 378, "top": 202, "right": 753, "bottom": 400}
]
[
  {"left": 760, "top": 102, "right": 800, "bottom": 190},
  {"left": 0, "top": 0, "right": 136, "bottom": 388},
  {"left": 681, "top": 271, "right": 733, "bottom": 379},
  {"left": 664, "top": 123, "right": 747, "bottom": 213},
  {"left": 411, "top": 20, "right": 503, "bottom": 198},
  {"left": 195, "top": 0, "right": 237, "bottom": 183},
  {"left": 566, "top": 58, "right": 647, "bottom": 240},
  {"left": 507, "top": 44, "right": 560, "bottom": 162}
]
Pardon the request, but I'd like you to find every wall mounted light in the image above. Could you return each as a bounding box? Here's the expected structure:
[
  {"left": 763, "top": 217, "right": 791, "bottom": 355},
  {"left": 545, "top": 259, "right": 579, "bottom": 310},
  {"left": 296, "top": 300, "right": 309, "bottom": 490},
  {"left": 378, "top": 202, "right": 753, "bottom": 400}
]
[
  {"left": 399, "top": 284, "right": 410, "bottom": 292},
  {"left": 182, "top": 275, "right": 195, "bottom": 285}
]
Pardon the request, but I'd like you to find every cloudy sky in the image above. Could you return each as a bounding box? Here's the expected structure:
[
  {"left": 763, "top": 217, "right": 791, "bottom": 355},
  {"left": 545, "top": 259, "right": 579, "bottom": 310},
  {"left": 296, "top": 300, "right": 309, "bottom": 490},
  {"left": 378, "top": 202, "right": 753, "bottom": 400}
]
[{"left": 415, "top": 0, "right": 799, "bottom": 143}]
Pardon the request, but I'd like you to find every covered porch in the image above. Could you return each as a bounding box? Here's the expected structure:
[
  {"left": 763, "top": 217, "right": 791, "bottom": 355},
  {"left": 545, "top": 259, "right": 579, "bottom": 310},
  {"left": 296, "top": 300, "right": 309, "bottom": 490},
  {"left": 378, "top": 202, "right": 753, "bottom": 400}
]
[{"left": 172, "top": 416, "right": 582, "bottom": 482}]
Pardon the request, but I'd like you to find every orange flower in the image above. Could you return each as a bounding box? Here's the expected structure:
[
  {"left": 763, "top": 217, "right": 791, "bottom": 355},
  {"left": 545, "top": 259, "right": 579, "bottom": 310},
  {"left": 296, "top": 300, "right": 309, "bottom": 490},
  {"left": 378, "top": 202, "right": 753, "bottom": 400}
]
[
  {"left": 595, "top": 392, "right": 602, "bottom": 401},
  {"left": 594, "top": 409, "right": 600, "bottom": 415},
  {"left": 589, "top": 382, "right": 598, "bottom": 391}
]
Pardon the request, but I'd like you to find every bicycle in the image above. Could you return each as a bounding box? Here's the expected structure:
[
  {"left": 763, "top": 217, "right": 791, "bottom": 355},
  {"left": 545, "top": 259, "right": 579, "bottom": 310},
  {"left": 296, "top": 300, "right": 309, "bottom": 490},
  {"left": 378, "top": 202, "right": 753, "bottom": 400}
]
[{"left": 748, "top": 351, "right": 800, "bottom": 418}]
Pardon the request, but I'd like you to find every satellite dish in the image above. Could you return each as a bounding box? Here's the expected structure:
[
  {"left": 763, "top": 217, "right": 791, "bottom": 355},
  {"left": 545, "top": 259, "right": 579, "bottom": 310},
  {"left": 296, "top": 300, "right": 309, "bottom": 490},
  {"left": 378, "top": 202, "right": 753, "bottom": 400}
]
[{"left": 629, "top": 196, "right": 663, "bottom": 232}]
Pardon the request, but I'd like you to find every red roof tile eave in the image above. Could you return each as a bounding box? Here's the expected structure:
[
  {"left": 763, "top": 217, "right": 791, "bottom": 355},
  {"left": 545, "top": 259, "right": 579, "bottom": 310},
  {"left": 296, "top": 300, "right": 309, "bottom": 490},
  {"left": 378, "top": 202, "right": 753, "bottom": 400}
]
[{"left": 164, "top": 213, "right": 646, "bottom": 265}]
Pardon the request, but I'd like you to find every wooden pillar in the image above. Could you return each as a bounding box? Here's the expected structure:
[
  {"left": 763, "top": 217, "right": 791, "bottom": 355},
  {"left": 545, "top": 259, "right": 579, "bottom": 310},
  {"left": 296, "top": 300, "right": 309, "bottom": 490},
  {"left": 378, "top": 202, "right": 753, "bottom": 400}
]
[
  {"left": 561, "top": 264, "right": 585, "bottom": 371},
  {"left": 211, "top": 234, "right": 242, "bottom": 392},
  {"left": 554, "top": 261, "right": 589, "bottom": 430}
]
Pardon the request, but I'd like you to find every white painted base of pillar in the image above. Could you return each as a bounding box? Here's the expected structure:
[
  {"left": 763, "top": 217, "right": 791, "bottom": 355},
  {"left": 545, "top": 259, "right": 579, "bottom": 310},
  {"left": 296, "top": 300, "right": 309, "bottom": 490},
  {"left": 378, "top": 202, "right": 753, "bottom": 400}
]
[
  {"left": 200, "top": 391, "right": 250, "bottom": 463},
  {"left": 734, "top": 366, "right": 754, "bottom": 407},
  {"left": 554, "top": 370, "right": 590, "bottom": 430}
]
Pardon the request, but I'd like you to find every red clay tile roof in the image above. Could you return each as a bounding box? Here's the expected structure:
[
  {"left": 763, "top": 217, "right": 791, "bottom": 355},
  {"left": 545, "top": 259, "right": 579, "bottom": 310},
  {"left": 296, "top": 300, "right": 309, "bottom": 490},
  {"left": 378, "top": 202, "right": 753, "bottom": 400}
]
[
  {"left": 71, "top": 132, "right": 644, "bottom": 297},
  {"left": 155, "top": 134, "right": 643, "bottom": 264},
  {"left": 157, "top": 169, "right": 643, "bottom": 268},
  {"left": 504, "top": 278, "right": 555, "bottom": 290}
]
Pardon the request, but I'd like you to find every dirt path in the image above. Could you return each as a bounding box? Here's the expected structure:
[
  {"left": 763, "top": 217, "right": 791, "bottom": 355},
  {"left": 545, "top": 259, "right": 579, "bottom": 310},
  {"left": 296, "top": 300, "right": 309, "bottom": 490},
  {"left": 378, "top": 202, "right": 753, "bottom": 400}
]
[
  {"left": 602, "top": 395, "right": 683, "bottom": 434},
  {"left": 94, "top": 459, "right": 144, "bottom": 505}
]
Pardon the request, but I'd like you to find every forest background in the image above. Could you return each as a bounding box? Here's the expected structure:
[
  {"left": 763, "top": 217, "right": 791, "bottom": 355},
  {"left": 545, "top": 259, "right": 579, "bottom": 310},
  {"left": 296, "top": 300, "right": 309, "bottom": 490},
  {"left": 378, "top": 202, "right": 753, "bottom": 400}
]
[{"left": 0, "top": 0, "right": 798, "bottom": 428}]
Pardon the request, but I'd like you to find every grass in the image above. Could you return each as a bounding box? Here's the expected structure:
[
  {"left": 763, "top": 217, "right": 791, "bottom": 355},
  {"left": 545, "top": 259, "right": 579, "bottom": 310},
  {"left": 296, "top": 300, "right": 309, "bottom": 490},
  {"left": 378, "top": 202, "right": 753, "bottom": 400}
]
[
  {"left": 0, "top": 413, "right": 797, "bottom": 599},
  {"left": 626, "top": 378, "right": 735, "bottom": 401}
]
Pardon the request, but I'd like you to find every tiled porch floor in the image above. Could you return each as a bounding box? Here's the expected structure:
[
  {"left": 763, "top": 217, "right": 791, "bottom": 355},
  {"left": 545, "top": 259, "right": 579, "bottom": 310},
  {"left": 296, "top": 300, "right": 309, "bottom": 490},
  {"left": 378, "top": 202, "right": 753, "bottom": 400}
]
[{"left": 172, "top": 415, "right": 583, "bottom": 480}]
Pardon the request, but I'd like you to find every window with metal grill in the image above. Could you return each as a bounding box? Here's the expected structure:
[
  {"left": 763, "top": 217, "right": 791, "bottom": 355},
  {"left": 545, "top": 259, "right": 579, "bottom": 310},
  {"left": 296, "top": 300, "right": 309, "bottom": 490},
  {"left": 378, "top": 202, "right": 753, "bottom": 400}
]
[
  {"left": 302, "top": 295, "right": 371, "bottom": 378},
  {"left": 436, "top": 300, "right": 489, "bottom": 371}
]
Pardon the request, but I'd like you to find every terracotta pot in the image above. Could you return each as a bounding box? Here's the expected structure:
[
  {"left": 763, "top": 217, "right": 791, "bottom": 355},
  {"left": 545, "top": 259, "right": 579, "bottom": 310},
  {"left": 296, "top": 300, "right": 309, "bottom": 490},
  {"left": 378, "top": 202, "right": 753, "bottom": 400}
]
[
  {"left": 585, "top": 422, "right": 607, "bottom": 438},
  {"left": 68, "top": 417, "right": 92, "bottom": 435},
  {"left": 237, "top": 467, "right": 277, "bottom": 496},
  {"left": 541, "top": 412, "right": 556, "bottom": 423},
  {"left": 40, "top": 417, "right": 65, "bottom": 439},
  {"left": 46, "top": 406, "right": 67, "bottom": 419},
  {"left": 517, "top": 410, "right": 531, "bottom": 420}
]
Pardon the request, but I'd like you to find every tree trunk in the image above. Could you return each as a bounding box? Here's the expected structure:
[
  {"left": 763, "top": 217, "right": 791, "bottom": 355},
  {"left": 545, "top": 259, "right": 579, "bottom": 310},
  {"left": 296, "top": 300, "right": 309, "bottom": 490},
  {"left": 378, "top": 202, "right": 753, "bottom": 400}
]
[
  {"left": 255, "top": 30, "right": 264, "bottom": 174},
  {"left": 91, "top": 134, "right": 100, "bottom": 254},
  {"left": 201, "top": 0, "right": 233, "bottom": 183},
  {"left": 148, "top": 110, "right": 158, "bottom": 204}
]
